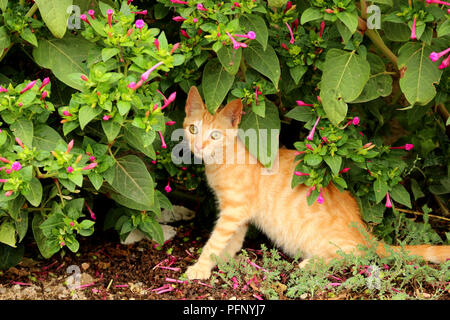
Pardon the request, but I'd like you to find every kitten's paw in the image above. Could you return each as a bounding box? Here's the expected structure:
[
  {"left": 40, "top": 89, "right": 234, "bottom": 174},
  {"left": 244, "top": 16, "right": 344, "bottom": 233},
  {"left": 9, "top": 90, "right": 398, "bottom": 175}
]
[{"left": 186, "top": 264, "right": 211, "bottom": 280}]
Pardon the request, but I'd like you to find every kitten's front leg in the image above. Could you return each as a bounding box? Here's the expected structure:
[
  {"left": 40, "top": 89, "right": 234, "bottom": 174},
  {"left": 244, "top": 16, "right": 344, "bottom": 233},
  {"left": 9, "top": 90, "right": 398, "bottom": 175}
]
[{"left": 186, "top": 208, "right": 248, "bottom": 280}]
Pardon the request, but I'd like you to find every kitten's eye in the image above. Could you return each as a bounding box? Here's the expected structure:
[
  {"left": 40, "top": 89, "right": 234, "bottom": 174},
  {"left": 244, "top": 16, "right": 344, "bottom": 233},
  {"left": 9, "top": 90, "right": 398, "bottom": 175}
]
[
  {"left": 210, "top": 131, "right": 222, "bottom": 140},
  {"left": 189, "top": 124, "right": 198, "bottom": 134}
]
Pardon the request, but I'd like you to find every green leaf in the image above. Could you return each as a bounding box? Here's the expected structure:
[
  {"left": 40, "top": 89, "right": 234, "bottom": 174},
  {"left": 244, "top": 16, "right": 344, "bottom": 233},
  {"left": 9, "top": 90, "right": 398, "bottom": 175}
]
[
  {"left": 0, "top": 244, "right": 24, "bottom": 270},
  {"left": 320, "top": 89, "right": 348, "bottom": 126},
  {"left": 202, "top": 59, "right": 235, "bottom": 114},
  {"left": 437, "top": 19, "right": 450, "bottom": 37},
  {"left": 0, "top": 0, "right": 7, "bottom": 12},
  {"left": 101, "top": 119, "right": 121, "bottom": 142},
  {"left": 244, "top": 43, "right": 280, "bottom": 89},
  {"left": 373, "top": 179, "right": 388, "bottom": 204},
  {"left": 252, "top": 100, "right": 265, "bottom": 118},
  {"left": 301, "top": 7, "right": 322, "bottom": 25},
  {"left": 88, "top": 173, "right": 103, "bottom": 191},
  {"left": 238, "top": 100, "right": 280, "bottom": 168},
  {"left": 123, "top": 124, "right": 156, "bottom": 159},
  {"left": 10, "top": 119, "right": 33, "bottom": 148},
  {"left": 304, "top": 154, "right": 322, "bottom": 167},
  {"left": 22, "top": 177, "right": 42, "bottom": 207},
  {"left": 398, "top": 42, "right": 442, "bottom": 106},
  {"left": 33, "top": 124, "right": 65, "bottom": 151},
  {"left": 390, "top": 184, "right": 412, "bottom": 209},
  {"left": 0, "top": 26, "right": 10, "bottom": 53},
  {"left": 239, "top": 14, "right": 268, "bottom": 50},
  {"left": 0, "top": 220, "right": 16, "bottom": 247},
  {"left": 289, "top": 65, "right": 307, "bottom": 85},
  {"left": 33, "top": 35, "right": 95, "bottom": 91},
  {"left": 20, "top": 28, "right": 38, "bottom": 47},
  {"left": 336, "top": 11, "right": 358, "bottom": 35},
  {"left": 284, "top": 106, "right": 315, "bottom": 123},
  {"left": 110, "top": 155, "right": 154, "bottom": 208},
  {"left": 139, "top": 219, "right": 164, "bottom": 245},
  {"left": 65, "top": 238, "right": 79, "bottom": 252},
  {"left": 117, "top": 101, "right": 131, "bottom": 116},
  {"left": 217, "top": 46, "right": 242, "bottom": 75},
  {"left": 79, "top": 105, "right": 102, "bottom": 130},
  {"left": 35, "top": 0, "right": 72, "bottom": 38},
  {"left": 32, "top": 214, "right": 59, "bottom": 259},
  {"left": 324, "top": 155, "right": 342, "bottom": 175},
  {"left": 101, "top": 47, "right": 120, "bottom": 62}
]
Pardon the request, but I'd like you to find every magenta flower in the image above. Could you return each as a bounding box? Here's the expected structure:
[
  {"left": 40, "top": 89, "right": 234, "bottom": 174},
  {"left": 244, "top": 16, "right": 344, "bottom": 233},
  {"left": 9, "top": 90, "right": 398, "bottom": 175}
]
[
  {"left": 170, "top": 0, "right": 188, "bottom": 4},
  {"left": 127, "top": 81, "right": 136, "bottom": 89},
  {"left": 193, "top": 18, "right": 198, "bottom": 23},
  {"left": 82, "top": 163, "right": 98, "bottom": 170},
  {"left": 0, "top": 157, "right": 9, "bottom": 164},
  {"left": 410, "top": 16, "right": 417, "bottom": 40},
  {"left": 11, "top": 161, "right": 21, "bottom": 171},
  {"left": 281, "top": 43, "right": 289, "bottom": 51},
  {"left": 161, "top": 91, "right": 176, "bottom": 109},
  {"left": 307, "top": 116, "right": 321, "bottom": 141},
  {"left": 165, "top": 121, "right": 176, "bottom": 126},
  {"left": 70, "top": 221, "right": 75, "bottom": 227},
  {"left": 164, "top": 180, "right": 172, "bottom": 193},
  {"left": 226, "top": 32, "right": 247, "bottom": 50},
  {"left": 284, "top": 1, "right": 292, "bottom": 13},
  {"left": 231, "top": 276, "right": 239, "bottom": 290},
  {"left": 5, "top": 190, "right": 13, "bottom": 197},
  {"left": 197, "top": 3, "right": 208, "bottom": 11},
  {"left": 322, "top": 136, "right": 329, "bottom": 143},
  {"left": 426, "top": 0, "right": 450, "bottom": 4},
  {"left": 132, "top": 10, "right": 147, "bottom": 15},
  {"left": 127, "top": 0, "right": 133, "bottom": 4},
  {"left": 60, "top": 241, "right": 65, "bottom": 247},
  {"left": 103, "top": 115, "right": 111, "bottom": 121},
  {"left": 235, "top": 31, "right": 256, "bottom": 40},
  {"left": 20, "top": 80, "right": 37, "bottom": 94},
  {"left": 306, "top": 144, "right": 314, "bottom": 151},
  {"left": 325, "top": 8, "right": 334, "bottom": 13},
  {"left": 89, "top": 156, "right": 96, "bottom": 162},
  {"left": 67, "top": 166, "right": 74, "bottom": 173},
  {"left": 180, "top": 29, "right": 190, "bottom": 39},
  {"left": 438, "top": 55, "right": 450, "bottom": 69},
  {"left": 172, "top": 16, "right": 186, "bottom": 22},
  {"left": 352, "top": 117, "right": 360, "bottom": 126},
  {"left": 88, "top": 10, "right": 95, "bottom": 19},
  {"left": 40, "top": 91, "right": 47, "bottom": 100},
  {"left": 285, "top": 22, "right": 295, "bottom": 44},
  {"left": 39, "top": 77, "right": 50, "bottom": 91},
  {"left": 15, "top": 137, "right": 25, "bottom": 149},
  {"left": 63, "top": 110, "right": 73, "bottom": 117},
  {"left": 296, "top": 100, "right": 314, "bottom": 107},
  {"left": 170, "top": 43, "right": 180, "bottom": 54},
  {"left": 0, "top": 86, "right": 7, "bottom": 93},
  {"left": 0, "top": 179, "right": 9, "bottom": 183},
  {"left": 154, "top": 38, "right": 160, "bottom": 51},
  {"left": 389, "top": 144, "right": 414, "bottom": 151},
  {"left": 141, "top": 61, "right": 164, "bottom": 82},
  {"left": 319, "top": 21, "right": 325, "bottom": 38},
  {"left": 80, "top": 14, "right": 90, "bottom": 25},
  {"left": 429, "top": 48, "right": 450, "bottom": 62},
  {"left": 80, "top": 74, "right": 88, "bottom": 81},
  {"left": 294, "top": 171, "right": 309, "bottom": 176},
  {"left": 107, "top": 9, "right": 114, "bottom": 28},
  {"left": 339, "top": 168, "right": 350, "bottom": 174},
  {"left": 306, "top": 185, "right": 315, "bottom": 197},
  {"left": 317, "top": 188, "right": 324, "bottom": 204},
  {"left": 135, "top": 19, "right": 145, "bottom": 29},
  {"left": 158, "top": 131, "right": 167, "bottom": 149},
  {"left": 294, "top": 151, "right": 305, "bottom": 156},
  {"left": 385, "top": 192, "right": 392, "bottom": 208},
  {"left": 85, "top": 201, "right": 96, "bottom": 220}
]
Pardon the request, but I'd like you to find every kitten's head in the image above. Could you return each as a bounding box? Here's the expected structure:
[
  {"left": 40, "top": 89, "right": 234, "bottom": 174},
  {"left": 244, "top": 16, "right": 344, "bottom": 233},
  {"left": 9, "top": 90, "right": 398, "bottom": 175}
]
[{"left": 183, "top": 86, "right": 243, "bottom": 161}]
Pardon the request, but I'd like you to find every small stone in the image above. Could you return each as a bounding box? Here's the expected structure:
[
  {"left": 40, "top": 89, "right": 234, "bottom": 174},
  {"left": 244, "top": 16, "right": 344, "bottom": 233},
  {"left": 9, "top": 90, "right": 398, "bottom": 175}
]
[{"left": 81, "top": 263, "right": 90, "bottom": 271}]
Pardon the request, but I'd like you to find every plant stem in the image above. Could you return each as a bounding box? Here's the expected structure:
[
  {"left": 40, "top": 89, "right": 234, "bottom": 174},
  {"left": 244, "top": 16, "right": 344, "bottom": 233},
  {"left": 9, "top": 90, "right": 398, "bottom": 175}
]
[
  {"left": 395, "top": 208, "right": 450, "bottom": 222},
  {"left": 25, "top": 3, "right": 38, "bottom": 18},
  {"left": 54, "top": 179, "right": 65, "bottom": 208},
  {"left": 360, "top": 0, "right": 367, "bottom": 19}
]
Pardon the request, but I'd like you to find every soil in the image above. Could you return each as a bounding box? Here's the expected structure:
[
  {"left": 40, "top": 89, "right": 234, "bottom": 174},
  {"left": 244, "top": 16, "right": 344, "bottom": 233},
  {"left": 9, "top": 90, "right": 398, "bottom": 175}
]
[{"left": 0, "top": 222, "right": 275, "bottom": 300}]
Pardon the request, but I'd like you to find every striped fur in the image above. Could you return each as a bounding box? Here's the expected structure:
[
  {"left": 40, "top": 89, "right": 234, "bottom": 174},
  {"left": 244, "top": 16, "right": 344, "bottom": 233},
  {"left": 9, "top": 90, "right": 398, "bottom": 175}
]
[{"left": 183, "top": 86, "right": 450, "bottom": 280}]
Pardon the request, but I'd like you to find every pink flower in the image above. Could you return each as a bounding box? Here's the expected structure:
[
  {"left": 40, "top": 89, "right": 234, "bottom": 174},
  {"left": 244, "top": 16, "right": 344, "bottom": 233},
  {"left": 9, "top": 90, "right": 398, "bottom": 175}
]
[
  {"left": 324, "top": 8, "right": 334, "bottom": 14},
  {"left": 161, "top": 91, "right": 176, "bottom": 109},
  {"left": 305, "top": 144, "right": 314, "bottom": 151},
  {"left": 193, "top": 18, "right": 198, "bottom": 23},
  {"left": 154, "top": 38, "right": 160, "bottom": 51},
  {"left": 170, "top": 43, "right": 180, "bottom": 54},
  {"left": 80, "top": 14, "right": 90, "bottom": 25},
  {"left": 63, "top": 110, "right": 73, "bottom": 117},
  {"left": 389, "top": 144, "right": 414, "bottom": 151},
  {"left": 20, "top": 80, "right": 37, "bottom": 94},
  {"left": 281, "top": 43, "right": 289, "bottom": 51},
  {"left": 141, "top": 61, "right": 164, "bottom": 82},
  {"left": 426, "top": 0, "right": 450, "bottom": 5},
  {"left": 15, "top": 137, "right": 25, "bottom": 149},
  {"left": 60, "top": 241, "right": 65, "bottom": 247},
  {"left": 322, "top": 136, "right": 329, "bottom": 143},
  {"left": 226, "top": 32, "right": 247, "bottom": 50},
  {"left": 235, "top": 31, "right": 257, "bottom": 40},
  {"left": 352, "top": 117, "right": 360, "bottom": 125},
  {"left": 103, "top": 115, "right": 111, "bottom": 121},
  {"left": 11, "top": 161, "right": 22, "bottom": 171},
  {"left": 172, "top": 16, "right": 186, "bottom": 22},
  {"left": 385, "top": 192, "right": 392, "bottom": 208},
  {"left": 339, "top": 168, "right": 350, "bottom": 174},
  {"left": 127, "top": 0, "right": 133, "bottom": 4},
  {"left": 0, "top": 179, "right": 9, "bottom": 183},
  {"left": 4, "top": 190, "right": 13, "bottom": 197},
  {"left": 89, "top": 156, "right": 96, "bottom": 162},
  {"left": 88, "top": 10, "right": 95, "bottom": 20},
  {"left": 284, "top": 1, "right": 292, "bottom": 13},
  {"left": 0, "top": 86, "right": 7, "bottom": 93},
  {"left": 80, "top": 75, "right": 88, "bottom": 81},
  {"left": 67, "top": 166, "right": 74, "bottom": 173},
  {"left": 317, "top": 188, "right": 324, "bottom": 204},
  {"left": 39, "top": 77, "right": 50, "bottom": 91},
  {"left": 231, "top": 276, "right": 239, "bottom": 289},
  {"left": 0, "top": 157, "right": 9, "bottom": 164},
  {"left": 70, "top": 221, "right": 75, "bottom": 227},
  {"left": 107, "top": 9, "right": 114, "bottom": 28},
  {"left": 294, "top": 171, "right": 309, "bottom": 176},
  {"left": 170, "top": 0, "right": 188, "bottom": 4},
  {"left": 319, "top": 21, "right": 325, "bottom": 38},
  {"left": 82, "top": 163, "right": 98, "bottom": 170},
  {"left": 66, "top": 139, "right": 74, "bottom": 154},
  {"left": 85, "top": 201, "right": 96, "bottom": 220},
  {"left": 296, "top": 100, "right": 314, "bottom": 107},
  {"left": 165, "top": 121, "right": 176, "bottom": 126},
  {"left": 306, "top": 185, "right": 316, "bottom": 197},
  {"left": 127, "top": 81, "right": 136, "bottom": 89},
  {"left": 438, "top": 55, "right": 450, "bottom": 69},
  {"left": 197, "top": 3, "right": 208, "bottom": 11},
  {"left": 429, "top": 48, "right": 450, "bottom": 62},
  {"left": 307, "top": 116, "right": 321, "bottom": 141},
  {"left": 158, "top": 131, "right": 167, "bottom": 149},
  {"left": 410, "top": 16, "right": 417, "bottom": 40},
  {"left": 135, "top": 19, "right": 145, "bottom": 29},
  {"left": 285, "top": 22, "right": 295, "bottom": 44},
  {"left": 40, "top": 91, "right": 47, "bottom": 100},
  {"left": 164, "top": 180, "right": 172, "bottom": 193}
]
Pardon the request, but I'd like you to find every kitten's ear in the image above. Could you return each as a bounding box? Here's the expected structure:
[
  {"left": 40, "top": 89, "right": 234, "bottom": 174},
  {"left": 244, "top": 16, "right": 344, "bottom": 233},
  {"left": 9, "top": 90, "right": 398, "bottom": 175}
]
[
  {"left": 185, "top": 86, "right": 205, "bottom": 116},
  {"left": 219, "top": 99, "right": 243, "bottom": 128}
]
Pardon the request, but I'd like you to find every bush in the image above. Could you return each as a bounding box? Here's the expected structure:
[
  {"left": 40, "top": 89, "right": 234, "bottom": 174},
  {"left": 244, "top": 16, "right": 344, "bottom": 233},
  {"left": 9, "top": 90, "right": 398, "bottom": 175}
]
[{"left": 0, "top": 0, "right": 448, "bottom": 269}]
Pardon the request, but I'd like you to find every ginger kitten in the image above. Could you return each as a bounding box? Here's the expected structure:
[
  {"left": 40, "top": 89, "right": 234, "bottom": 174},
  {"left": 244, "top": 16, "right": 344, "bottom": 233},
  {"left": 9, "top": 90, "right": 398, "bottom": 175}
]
[{"left": 182, "top": 86, "right": 450, "bottom": 280}]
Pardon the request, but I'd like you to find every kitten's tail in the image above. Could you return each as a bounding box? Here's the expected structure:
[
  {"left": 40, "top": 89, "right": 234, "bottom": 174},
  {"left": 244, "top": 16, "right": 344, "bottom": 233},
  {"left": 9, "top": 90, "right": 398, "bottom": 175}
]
[{"left": 376, "top": 243, "right": 450, "bottom": 264}]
